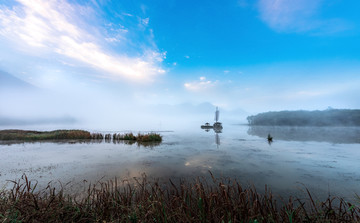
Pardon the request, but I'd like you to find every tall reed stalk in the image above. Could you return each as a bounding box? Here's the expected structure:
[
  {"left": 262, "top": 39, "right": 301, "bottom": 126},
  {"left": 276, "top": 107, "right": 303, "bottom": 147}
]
[{"left": 1, "top": 173, "right": 359, "bottom": 222}]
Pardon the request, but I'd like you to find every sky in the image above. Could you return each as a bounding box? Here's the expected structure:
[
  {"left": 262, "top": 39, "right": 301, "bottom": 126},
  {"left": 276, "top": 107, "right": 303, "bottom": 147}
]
[{"left": 0, "top": 0, "right": 360, "bottom": 129}]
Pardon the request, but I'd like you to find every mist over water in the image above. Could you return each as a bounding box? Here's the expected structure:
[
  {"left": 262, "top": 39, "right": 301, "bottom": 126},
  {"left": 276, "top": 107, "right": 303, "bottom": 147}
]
[
  {"left": 0, "top": 87, "right": 211, "bottom": 131},
  {"left": 1, "top": 123, "right": 360, "bottom": 201},
  {"left": 2, "top": 77, "right": 360, "bottom": 202},
  {"left": 0, "top": 83, "right": 248, "bottom": 132}
]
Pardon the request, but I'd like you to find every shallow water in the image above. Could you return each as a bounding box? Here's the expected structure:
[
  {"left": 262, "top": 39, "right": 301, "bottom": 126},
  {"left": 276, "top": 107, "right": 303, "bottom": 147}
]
[{"left": 1, "top": 124, "right": 360, "bottom": 200}]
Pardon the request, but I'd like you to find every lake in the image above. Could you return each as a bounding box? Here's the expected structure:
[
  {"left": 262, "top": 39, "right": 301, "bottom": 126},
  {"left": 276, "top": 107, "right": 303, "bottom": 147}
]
[{"left": 1, "top": 124, "right": 360, "bottom": 201}]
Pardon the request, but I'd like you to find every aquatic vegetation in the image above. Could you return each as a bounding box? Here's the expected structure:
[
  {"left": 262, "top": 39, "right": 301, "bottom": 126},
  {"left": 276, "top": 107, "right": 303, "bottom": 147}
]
[
  {"left": 137, "top": 133, "right": 162, "bottom": 142},
  {"left": 0, "top": 174, "right": 359, "bottom": 222},
  {"left": 90, "top": 133, "right": 103, "bottom": 140},
  {"left": 0, "top": 129, "right": 92, "bottom": 140},
  {"left": 104, "top": 133, "right": 112, "bottom": 143},
  {"left": 113, "top": 133, "right": 137, "bottom": 141},
  {"left": 0, "top": 130, "right": 162, "bottom": 143},
  {"left": 112, "top": 132, "right": 162, "bottom": 142}
]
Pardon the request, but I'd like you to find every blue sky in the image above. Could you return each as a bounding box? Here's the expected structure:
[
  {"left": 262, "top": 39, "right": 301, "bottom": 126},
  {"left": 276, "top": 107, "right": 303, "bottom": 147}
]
[{"left": 0, "top": 0, "right": 360, "bottom": 118}]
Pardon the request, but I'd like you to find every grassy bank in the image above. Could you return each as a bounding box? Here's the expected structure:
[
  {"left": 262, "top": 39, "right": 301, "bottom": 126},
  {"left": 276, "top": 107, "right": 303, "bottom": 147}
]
[
  {"left": 0, "top": 129, "right": 91, "bottom": 140},
  {"left": 0, "top": 175, "right": 359, "bottom": 222},
  {"left": 0, "top": 130, "right": 162, "bottom": 142}
]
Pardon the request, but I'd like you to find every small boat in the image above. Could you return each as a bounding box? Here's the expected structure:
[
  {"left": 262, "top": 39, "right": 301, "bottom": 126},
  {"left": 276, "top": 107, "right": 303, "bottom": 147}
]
[
  {"left": 201, "top": 107, "right": 223, "bottom": 131},
  {"left": 201, "top": 122, "right": 213, "bottom": 129}
]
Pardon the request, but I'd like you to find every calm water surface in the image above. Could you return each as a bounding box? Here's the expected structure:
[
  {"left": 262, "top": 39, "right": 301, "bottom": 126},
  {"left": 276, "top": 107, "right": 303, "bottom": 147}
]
[{"left": 1, "top": 124, "right": 360, "bottom": 200}]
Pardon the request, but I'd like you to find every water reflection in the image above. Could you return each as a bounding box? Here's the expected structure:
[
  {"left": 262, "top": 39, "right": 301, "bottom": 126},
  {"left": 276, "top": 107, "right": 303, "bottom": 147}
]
[
  {"left": 112, "top": 139, "right": 161, "bottom": 148},
  {"left": 248, "top": 126, "right": 360, "bottom": 144},
  {"left": 0, "top": 139, "right": 162, "bottom": 147},
  {"left": 267, "top": 134, "right": 273, "bottom": 145},
  {"left": 0, "top": 139, "right": 98, "bottom": 145},
  {"left": 215, "top": 133, "right": 220, "bottom": 146},
  {"left": 202, "top": 126, "right": 221, "bottom": 147},
  {"left": 1, "top": 125, "right": 360, "bottom": 201}
]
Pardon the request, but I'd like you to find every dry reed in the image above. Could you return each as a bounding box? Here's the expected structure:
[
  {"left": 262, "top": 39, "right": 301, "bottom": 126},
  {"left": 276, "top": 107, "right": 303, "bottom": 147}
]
[
  {"left": 0, "top": 130, "right": 92, "bottom": 140},
  {"left": 1, "top": 173, "right": 359, "bottom": 222}
]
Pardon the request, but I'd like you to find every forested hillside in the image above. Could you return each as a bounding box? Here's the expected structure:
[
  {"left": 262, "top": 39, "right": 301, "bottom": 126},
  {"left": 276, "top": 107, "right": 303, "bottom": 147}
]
[{"left": 247, "top": 109, "right": 360, "bottom": 126}]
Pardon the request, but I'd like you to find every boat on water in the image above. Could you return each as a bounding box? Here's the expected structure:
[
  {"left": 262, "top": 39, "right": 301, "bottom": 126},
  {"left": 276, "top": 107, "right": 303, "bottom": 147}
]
[
  {"left": 201, "top": 107, "right": 223, "bottom": 131},
  {"left": 201, "top": 122, "right": 213, "bottom": 129}
]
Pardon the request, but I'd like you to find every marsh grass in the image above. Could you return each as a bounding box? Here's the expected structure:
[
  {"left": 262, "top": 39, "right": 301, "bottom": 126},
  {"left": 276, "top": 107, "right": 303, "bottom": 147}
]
[
  {"left": 91, "top": 133, "right": 103, "bottom": 140},
  {"left": 112, "top": 133, "right": 162, "bottom": 142},
  {"left": 0, "top": 130, "right": 162, "bottom": 143},
  {"left": 0, "top": 129, "right": 91, "bottom": 140},
  {"left": 1, "top": 174, "right": 359, "bottom": 222}
]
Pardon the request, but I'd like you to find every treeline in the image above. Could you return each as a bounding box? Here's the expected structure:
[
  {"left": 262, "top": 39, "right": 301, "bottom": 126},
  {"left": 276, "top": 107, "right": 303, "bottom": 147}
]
[{"left": 247, "top": 109, "right": 360, "bottom": 126}]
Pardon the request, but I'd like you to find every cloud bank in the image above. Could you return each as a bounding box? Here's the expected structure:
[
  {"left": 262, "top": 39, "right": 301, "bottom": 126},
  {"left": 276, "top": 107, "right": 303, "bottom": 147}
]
[{"left": 0, "top": 0, "right": 164, "bottom": 82}]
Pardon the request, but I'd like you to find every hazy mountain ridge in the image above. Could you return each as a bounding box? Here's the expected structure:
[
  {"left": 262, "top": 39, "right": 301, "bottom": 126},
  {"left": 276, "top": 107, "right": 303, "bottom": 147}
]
[{"left": 247, "top": 109, "right": 360, "bottom": 126}]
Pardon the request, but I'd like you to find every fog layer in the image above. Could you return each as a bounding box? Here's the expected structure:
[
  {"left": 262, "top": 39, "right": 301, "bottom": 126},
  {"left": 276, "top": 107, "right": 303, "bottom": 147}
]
[{"left": 1, "top": 71, "right": 248, "bottom": 131}]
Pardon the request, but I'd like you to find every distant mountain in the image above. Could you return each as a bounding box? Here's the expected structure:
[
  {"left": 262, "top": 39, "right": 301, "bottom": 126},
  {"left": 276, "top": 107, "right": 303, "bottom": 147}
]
[
  {"left": 144, "top": 102, "right": 248, "bottom": 124},
  {"left": 148, "top": 102, "right": 216, "bottom": 115},
  {"left": 0, "top": 70, "right": 35, "bottom": 90},
  {"left": 247, "top": 109, "right": 360, "bottom": 126}
]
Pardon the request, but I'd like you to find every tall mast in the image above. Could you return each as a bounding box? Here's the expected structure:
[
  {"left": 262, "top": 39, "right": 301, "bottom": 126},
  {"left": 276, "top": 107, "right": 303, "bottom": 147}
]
[{"left": 215, "top": 107, "right": 219, "bottom": 122}]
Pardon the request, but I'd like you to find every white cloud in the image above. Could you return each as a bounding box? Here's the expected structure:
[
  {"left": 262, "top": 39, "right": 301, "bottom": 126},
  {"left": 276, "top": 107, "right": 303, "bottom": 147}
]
[
  {"left": 122, "top": 12, "right": 133, "bottom": 17},
  {"left": 258, "top": 0, "right": 319, "bottom": 32},
  {"left": 257, "top": 0, "right": 350, "bottom": 34},
  {"left": 184, "top": 77, "right": 218, "bottom": 92},
  {"left": 141, "top": 17, "right": 149, "bottom": 26},
  {"left": 105, "top": 37, "right": 120, "bottom": 43},
  {"left": 184, "top": 55, "right": 190, "bottom": 59},
  {"left": 0, "top": 0, "right": 164, "bottom": 82},
  {"left": 296, "top": 91, "right": 324, "bottom": 97}
]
